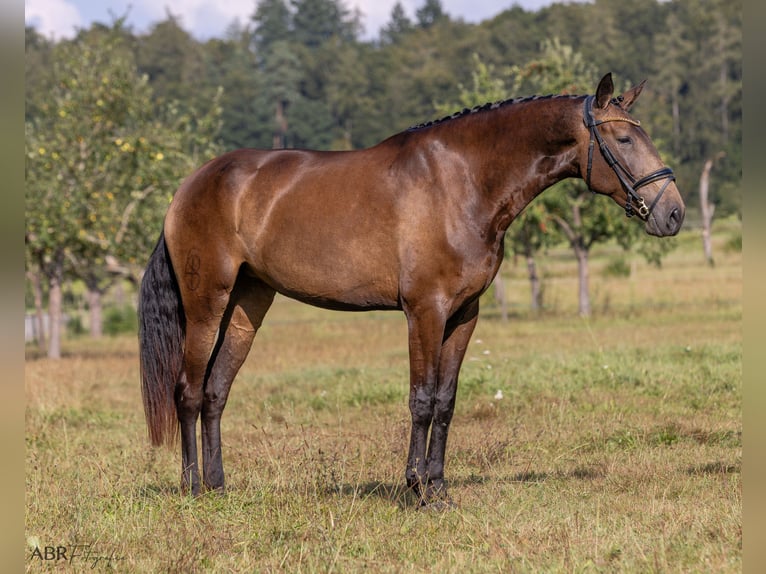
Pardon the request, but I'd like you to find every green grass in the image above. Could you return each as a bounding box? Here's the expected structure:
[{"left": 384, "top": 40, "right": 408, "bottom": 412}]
[{"left": 25, "top": 224, "right": 741, "bottom": 572}]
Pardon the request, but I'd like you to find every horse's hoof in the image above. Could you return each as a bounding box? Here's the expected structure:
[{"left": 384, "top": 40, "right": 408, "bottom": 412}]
[
  {"left": 418, "top": 497, "right": 456, "bottom": 512},
  {"left": 417, "top": 487, "right": 455, "bottom": 511}
]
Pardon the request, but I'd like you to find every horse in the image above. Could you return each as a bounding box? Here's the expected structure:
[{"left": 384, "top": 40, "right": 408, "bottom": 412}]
[{"left": 139, "top": 73, "right": 684, "bottom": 508}]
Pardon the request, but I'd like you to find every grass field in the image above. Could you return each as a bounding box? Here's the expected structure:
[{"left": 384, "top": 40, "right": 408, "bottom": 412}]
[{"left": 25, "top": 221, "right": 741, "bottom": 572}]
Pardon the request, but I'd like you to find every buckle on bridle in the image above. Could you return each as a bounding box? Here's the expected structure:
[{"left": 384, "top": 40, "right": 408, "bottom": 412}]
[{"left": 636, "top": 197, "right": 649, "bottom": 218}]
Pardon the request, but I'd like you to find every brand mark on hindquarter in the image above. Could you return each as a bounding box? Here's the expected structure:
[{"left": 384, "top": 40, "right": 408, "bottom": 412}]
[{"left": 184, "top": 250, "right": 201, "bottom": 291}]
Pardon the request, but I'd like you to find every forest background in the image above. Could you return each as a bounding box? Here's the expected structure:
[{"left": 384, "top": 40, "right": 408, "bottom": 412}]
[{"left": 24, "top": 0, "right": 742, "bottom": 357}]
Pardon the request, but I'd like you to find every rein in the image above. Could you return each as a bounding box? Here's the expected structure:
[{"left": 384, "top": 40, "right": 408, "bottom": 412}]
[{"left": 583, "top": 95, "right": 675, "bottom": 220}]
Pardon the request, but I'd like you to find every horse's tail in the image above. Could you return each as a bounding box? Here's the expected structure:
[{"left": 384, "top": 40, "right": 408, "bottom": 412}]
[{"left": 138, "top": 231, "right": 185, "bottom": 447}]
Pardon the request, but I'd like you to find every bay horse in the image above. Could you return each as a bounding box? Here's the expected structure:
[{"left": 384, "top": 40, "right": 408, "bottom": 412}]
[{"left": 139, "top": 73, "right": 684, "bottom": 507}]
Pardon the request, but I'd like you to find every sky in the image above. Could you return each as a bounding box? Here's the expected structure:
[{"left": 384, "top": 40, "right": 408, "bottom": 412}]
[{"left": 25, "top": 0, "right": 568, "bottom": 42}]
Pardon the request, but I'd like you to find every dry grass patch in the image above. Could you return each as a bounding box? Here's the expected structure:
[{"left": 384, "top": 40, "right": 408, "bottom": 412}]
[{"left": 26, "top": 226, "right": 741, "bottom": 572}]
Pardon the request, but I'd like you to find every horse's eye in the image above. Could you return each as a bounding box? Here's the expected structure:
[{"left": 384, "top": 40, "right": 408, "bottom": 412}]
[{"left": 617, "top": 136, "right": 632, "bottom": 145}]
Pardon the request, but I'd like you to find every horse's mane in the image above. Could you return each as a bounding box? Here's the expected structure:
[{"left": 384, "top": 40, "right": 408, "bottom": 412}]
[{"left": 407, "top": 93, "right": 583, "bottom": 132}]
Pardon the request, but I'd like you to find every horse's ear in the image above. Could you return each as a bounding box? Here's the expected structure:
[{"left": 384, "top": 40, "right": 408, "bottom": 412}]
[
  {"left": 595, "top": 73, "right": 614, "bottom": 109},
  {"left": 618, "top": 80, "right": 646, "bottom": 111}
]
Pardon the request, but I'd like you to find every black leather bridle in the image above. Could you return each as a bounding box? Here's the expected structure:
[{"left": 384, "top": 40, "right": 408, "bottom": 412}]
[{"left": 583, "top": 95, "right": 675, "bottom": 220}]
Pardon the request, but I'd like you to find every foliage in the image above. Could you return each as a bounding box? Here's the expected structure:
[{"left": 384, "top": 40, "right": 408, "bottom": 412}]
[
  {"left": 25, "top": 22, "right": 222, "bottom": 355},
  {"left": 602, "top": 257, "right": 632, "bottom": 278},
  {"left": 103, "top": 305, "right": 138, "bottom": 336},
  {"left": 26, "top": 22, "right": 222, "bottom": 280},
  {"left": 28, "top": 0, "right": 741, "bottom": 202},
  {"left": 24, "top": 0, "right": 741, "bottom": 342}
]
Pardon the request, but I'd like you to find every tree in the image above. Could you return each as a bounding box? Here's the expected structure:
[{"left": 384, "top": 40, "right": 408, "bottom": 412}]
[
  {"left": 666, "top": 0, "right": 741, "bottom": 215},
  {"left": 546, "top": 187, "right": 625, "bottom": 317},
  {"left": 324, "top": 43, "right": 373, "bottom": 149},
  {"left": 416, "top": 0, "right": 448, "bottom": 29},
  {"left": 380, "top": 2, "right": 413, "bottom": 44},
  {"left": 25, "top": 26, "right": 54, "bottom": 122},
  {"left": 203, "top": 24, "right": 270, "bottom": 150},
  {"left": 291, "top": 0, "right": 360, "bottom": 49},
  {"left": 26, "top": 23, "right": 222, "bottom": 355},
  {"left": 252, "top": 0, "right": 292, "bottom": 53},
  {"left": 136, "top": 13, "right": 205, "bottom": 108},
  {"left": 506, "top": 202, "right": 554, "bottom": 314},
  {"left": 699, "top": 151, "right": 726, "bottom": 266},
  {"left": 651, "top": 9, "right": 693, "bottom": 159},
  {"left": 520, "top": 39, "right": 674, "bottom": 316},
  {"left": 257, "top": 40, "right": 303, "bottom": 148}
]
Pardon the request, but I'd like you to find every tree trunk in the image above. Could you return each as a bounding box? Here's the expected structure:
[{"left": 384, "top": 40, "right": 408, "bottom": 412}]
[
  {"left": 28, "top": 269, "right": 47, "bottom": 354},
  {"left": 46, "top": 253, "right": 65, "bottom": 359},
  {"left": 549, "top": 203, "right": 590, "bottom": 317},
  {"left": 575, "top": 243, "right": 590, "bottom": 317},
  {"left": 87, "top": 286, "right": 103, "bottom": 339},
  {"left": 273, "top": 99, "right": 287, "bottom": 149},
  {"left": 492, "top": 272, "right": 507, "bottom": 322},
  {"left": 526, "top": 251, "right": 541, "bottom": 312}
]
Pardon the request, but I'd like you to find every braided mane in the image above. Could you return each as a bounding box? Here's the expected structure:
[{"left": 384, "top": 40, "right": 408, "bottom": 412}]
[{"left": 407, "top": 93, "right": 583, "bottom": 131}]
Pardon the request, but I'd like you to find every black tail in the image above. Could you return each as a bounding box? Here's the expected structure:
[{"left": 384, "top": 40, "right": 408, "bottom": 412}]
[{"left": 139, "top": 232, "right": 185, "bottom": 447}]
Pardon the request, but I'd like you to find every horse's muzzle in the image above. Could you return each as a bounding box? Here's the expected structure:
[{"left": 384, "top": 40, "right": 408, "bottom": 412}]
[{"left": 646, "top": 204, "right": 684, "bottom": 237}]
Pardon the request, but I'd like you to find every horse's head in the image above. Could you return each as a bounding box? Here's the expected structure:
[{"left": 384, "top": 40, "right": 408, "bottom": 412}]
[{"left": 579, "top": 73, "right": 685, "bottom": 237}]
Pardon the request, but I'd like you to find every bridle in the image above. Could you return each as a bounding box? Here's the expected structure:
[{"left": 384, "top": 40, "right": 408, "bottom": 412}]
[{"left": 583, "top": 95, "right": 675, "bottom": 220}]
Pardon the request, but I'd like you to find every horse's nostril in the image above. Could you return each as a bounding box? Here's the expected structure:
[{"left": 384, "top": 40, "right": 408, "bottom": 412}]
[{"left": 668, "top": 208, "right": 682, "bottom": 232}]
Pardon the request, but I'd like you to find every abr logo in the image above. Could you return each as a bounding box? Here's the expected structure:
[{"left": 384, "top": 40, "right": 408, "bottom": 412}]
[{"left": 29, "top": 545, "right": 69, "bottom": 561}]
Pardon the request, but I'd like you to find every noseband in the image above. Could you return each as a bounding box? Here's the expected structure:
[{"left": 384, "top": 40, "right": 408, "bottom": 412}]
[{"left": 583, "top": 95, "right": 675, "bottom": 220}]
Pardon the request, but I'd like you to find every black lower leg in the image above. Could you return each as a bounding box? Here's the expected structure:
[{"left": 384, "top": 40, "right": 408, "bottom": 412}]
[
  {"left": 201, "top": 414, "right": 225, "bottom": 491},
  {"left": 423, "top": 421, "right": 453, "bottom": 507},
  {"left": 180, "top": 415, "right": 201, "bottom": 495}
]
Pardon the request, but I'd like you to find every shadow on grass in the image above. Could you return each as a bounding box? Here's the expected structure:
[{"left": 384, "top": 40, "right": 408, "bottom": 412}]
[
  {"left": 332, "top": 470, "right": 562, "bottom": 510},
  {"left": 686, "top": 461, "right": 740, "bottom": 475},
  {"left": 25, "top": 347, "right": 136, "bottom": 362},
  {"left": 133, "top": 464, "right": 607, "bottom": 510},
  {"left": 136, "top": 483, "right": 184, "bottom": 499}
]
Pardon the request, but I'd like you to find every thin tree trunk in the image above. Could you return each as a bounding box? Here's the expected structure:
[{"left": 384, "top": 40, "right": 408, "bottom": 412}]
[
  {"left": 575, "top": 243, "right": 590, "bottom": 317},
  {"left": 27, "top": 269, "right": 47, "bottom": 354},
  {"left": 492, "top": 273, "right": 507, "bottom": 322},
  {"left": 526, "top": 251, "right": 541, "bottom": 312},
  {"left": 550, "top": 200, "right": 591, "bottom": 317},
  {"left": 88, "top": 287, "right": 103, "bottom": 339},
  {"left": 46, "top": 253, "right": 65, "bottom": 359}
]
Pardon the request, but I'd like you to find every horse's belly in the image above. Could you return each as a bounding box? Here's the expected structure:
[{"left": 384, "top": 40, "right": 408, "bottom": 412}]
[
  {"left": 253, "top": 264, "right": 400, "bottom": 311},
  {"left": 246, "top": 236, "right": 400, "bottom": 311}
]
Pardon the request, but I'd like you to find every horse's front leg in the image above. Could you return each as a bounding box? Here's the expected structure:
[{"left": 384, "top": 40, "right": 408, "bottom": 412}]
[
  {"left": 425, "top": 300, "right": 480, "bottom": 506},
  {"left": 403, "top": 302, "right": 448, "bottom": 507}
]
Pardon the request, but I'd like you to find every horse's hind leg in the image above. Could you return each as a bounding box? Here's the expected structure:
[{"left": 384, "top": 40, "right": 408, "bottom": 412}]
[
  {"left": 201, "top": 280, "right": 275, "bottom": 492},
  {"left": 178, "top": 313, "right": 228, "bottom": 496},
  {"left": 174, "top": 257, "right": 239, "bottom": 495}
]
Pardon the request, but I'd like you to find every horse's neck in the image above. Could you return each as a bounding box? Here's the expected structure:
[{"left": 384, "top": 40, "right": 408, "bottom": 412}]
[{"left": 445, "top": 97, "right": 583, "bottom": 238}]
